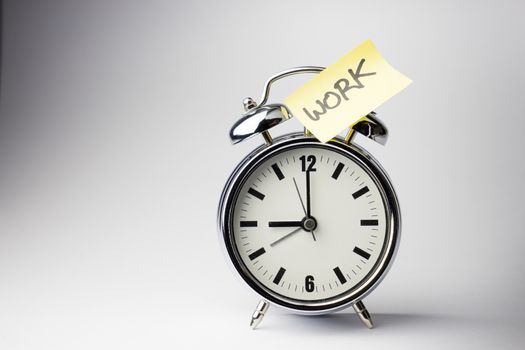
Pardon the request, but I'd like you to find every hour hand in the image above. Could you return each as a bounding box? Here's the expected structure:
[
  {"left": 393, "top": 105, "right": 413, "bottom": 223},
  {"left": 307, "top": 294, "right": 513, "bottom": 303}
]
[{"left": 268, "top": 221, "right": 302, "bottom": 228}]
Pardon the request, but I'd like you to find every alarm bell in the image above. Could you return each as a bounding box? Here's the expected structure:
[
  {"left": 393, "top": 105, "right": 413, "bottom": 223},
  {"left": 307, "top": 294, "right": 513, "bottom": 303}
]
[
  {"left": 228, "top": 66, "right": 389, "bottom": 146},
  {"left": 229, "top": 102, "right": 291, "bottom": 144}
]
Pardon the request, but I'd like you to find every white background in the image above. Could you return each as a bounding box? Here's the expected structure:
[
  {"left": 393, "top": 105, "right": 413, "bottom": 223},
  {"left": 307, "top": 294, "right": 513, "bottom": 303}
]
[{"left": 1, "top": 0, "right": 524, "bottom": 349}]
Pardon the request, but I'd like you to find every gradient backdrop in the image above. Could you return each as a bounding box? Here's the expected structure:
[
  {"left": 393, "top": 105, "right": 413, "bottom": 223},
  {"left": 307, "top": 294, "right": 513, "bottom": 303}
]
[{"left": 1, "top": 1, "right": 524, "bottom": 349}]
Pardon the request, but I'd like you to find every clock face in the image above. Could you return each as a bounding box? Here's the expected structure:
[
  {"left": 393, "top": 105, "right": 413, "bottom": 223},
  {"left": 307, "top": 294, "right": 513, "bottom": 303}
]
[{"left": 229, "top": 142, "right": 390, "bottom": 304}]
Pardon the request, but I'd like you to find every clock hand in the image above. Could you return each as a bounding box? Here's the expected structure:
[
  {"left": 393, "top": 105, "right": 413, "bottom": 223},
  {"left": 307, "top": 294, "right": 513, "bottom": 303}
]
[
  {"left": 306, "top": 170, "right": 311, "bottom": 217},
  {"left": 292, "top": 177, "right": 307, "bottom": 215},
  {"left": 305, "top": 170, "right": 317, "bottom": 241},
  {"left": 269, "top": 227, "right": 302, "bottom": 247},
  {"left": 268, "top": 221, "right": 302, "bottom": 227}
]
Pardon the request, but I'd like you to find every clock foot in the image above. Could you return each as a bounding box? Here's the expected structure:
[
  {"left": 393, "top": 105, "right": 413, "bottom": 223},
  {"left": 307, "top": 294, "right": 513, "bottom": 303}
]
[
  {"left": 353, "top": 300, "right": 374, "bottom": 329},
  {"left": 250, "top": 300, "right": 270, "bottom": 329}
]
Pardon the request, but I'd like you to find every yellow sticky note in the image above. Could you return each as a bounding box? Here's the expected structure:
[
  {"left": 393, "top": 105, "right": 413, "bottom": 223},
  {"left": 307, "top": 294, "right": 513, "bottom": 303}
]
[{"left": 284, "top": 39, "right": 412, "bottom": 142}]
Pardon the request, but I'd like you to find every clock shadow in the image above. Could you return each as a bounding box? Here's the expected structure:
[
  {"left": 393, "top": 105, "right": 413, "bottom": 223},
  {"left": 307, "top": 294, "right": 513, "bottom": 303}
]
[{"left": 260, "top": 313, "right": 457, "bottom": 333}]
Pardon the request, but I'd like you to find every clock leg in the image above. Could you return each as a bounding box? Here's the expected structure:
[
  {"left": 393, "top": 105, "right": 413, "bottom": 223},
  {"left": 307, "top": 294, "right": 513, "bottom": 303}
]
[
  {"left": 352, "top": 300, "right": 374, "bottom": 329},
  {"left": 250, "top": 299, "right": 270, "bottom": 329}
]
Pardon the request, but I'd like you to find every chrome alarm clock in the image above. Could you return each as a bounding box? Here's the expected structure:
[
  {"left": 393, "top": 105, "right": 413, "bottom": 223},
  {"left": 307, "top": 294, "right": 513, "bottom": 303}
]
[{"left": 217, "top": 67, "right": 401, "bottom": 329}]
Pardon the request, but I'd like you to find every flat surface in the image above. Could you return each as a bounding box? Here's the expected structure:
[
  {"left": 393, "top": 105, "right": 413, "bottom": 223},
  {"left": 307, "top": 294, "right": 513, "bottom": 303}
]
[{"left": 1, "top": 0, "right": 525, "bottom": 349}]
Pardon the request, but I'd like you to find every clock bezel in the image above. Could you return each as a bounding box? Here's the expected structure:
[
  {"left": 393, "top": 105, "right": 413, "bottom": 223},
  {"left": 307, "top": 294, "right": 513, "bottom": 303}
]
[{"left": 217, "top": 133, "right": 401, "bottom": 314}]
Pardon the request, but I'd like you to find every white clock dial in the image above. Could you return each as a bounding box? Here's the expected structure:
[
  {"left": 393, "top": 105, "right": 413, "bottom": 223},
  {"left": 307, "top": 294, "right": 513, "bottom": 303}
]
[{"left": 232, "top": 145, "right": 388, "bottom": 301}]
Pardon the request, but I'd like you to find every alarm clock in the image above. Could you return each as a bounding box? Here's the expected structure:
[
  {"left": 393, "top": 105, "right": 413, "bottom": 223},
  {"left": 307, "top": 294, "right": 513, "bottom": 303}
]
[{"left": 217, "top": 67, "right": 401, "bottom": 329}]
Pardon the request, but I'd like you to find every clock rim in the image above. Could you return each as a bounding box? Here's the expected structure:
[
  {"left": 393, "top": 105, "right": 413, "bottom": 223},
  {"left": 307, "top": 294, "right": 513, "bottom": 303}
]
[{"left": 217, "top": 133, "right": 401, "bottom": 314}]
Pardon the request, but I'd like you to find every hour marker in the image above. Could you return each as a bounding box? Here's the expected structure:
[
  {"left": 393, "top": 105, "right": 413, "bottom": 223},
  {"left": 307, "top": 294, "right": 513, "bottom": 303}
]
[
  {"left": 248, "top": 187, "right": 265, "bottom": 201},
  {"left": 361, "top": 219, "right": 378, "bottom": 226},
  {"left": 273, "top": 267, "right": 286, "bottom": 285},
  {"left": 333, "top": 267, "right": 347, "bottom": 284},
  {"left": 271, "top": 163, "right": 285, "bottom": 180},
  {"left": 248, "top": 247, "right": 266, "bottom": 261},
  {"left": 352, "top": 186, "right": 370, "bottom": 199},
  {"left": 331, "top": 162, "right": 345, "bottom": 179},
  {"left": 353, "top": 246, "right": 371, "bottom": 260},
  {"left": 240, "top": 221, "right": 257, "bottom": 227}
]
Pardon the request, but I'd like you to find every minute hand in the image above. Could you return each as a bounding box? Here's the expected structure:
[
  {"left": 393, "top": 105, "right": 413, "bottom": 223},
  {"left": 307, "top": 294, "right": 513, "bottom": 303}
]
[
  {"left": 305, "top": 170, "right": 316, "bottom": 241},
  {"left": 306, "top": 170, "right": 311, "bottom": 217}
]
